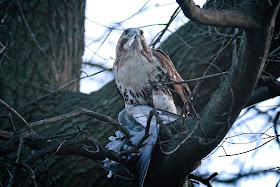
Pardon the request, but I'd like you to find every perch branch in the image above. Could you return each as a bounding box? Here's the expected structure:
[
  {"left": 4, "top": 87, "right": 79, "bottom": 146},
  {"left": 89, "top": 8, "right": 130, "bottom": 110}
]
[{"left": 176, "top": 0, "right": 259, "bottom": 30}]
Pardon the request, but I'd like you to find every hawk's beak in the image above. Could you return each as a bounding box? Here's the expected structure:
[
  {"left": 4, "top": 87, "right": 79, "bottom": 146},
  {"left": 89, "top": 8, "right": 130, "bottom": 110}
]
[{"left": 127, "top": 29, "right": 137, "bottom": 47}]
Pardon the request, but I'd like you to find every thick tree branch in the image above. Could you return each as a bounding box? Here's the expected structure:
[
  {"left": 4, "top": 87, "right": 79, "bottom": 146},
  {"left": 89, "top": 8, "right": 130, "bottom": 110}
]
[
  {"left": 0, "top": 128, "right": 122, "bottom": 165},
  {"left": 176, "top": 0, "right": 259, "bottom": 30},
  {"left": 245, "top": 80, "right": 280, "bottom": 107},
  {"left": 147, "top": 1, "right": 280, "bottom": 186}
]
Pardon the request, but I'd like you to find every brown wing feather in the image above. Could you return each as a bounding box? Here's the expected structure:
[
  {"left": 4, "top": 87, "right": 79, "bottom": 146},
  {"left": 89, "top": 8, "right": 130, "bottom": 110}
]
[{"left": 152, "top": 49, "right": 191, "bottom": 109}]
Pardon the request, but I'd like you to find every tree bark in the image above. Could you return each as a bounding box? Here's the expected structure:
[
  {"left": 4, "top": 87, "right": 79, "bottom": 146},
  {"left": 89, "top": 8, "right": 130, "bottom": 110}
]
[
  {"left": 0, "top": 0, "right": 280, "bottom": 186},
  {"left": 0, "top": 0, "right": 85, "bottom": 107}
]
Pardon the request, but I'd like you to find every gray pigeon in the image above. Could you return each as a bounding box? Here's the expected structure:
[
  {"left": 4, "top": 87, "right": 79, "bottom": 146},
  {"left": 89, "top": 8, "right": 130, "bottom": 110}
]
[{"left": 103, "top": 105, "right": 178, "bottom": 186}]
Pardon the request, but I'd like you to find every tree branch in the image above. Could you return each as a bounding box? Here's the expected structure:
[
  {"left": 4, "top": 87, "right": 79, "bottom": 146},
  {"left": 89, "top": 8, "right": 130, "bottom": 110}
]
[
  {"left": 83, "top": 62, "right": 112, "bottom": 71},
  {"left": 119, "top": 109, "right": 156, "bottom": 157},
  {"left": 176, "top": 0, "right": 259, "bottom": 30},
  {"left": 189, "top": 172, "right": 218, "bottom": 187},
  {"left": 147, "top": 1, "right": 280, "bottom": 186},
  {"left": 28, "top": 108, "right": 131, "bottom": 137},
  {"left": 0, "top": 99, "right": 28, "bottom": 125},
  {"left": 163, "top": 72, "right": 227, "bottom": 85},
  {"left": 0, "top": 128, "right": 122, "bottom": 165},
  {"left": 245, "top": 82, "right": 280, "bottom": 107}
]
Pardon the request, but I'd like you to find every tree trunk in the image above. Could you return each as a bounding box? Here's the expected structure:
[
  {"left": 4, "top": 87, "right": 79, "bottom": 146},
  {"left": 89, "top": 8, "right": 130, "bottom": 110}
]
[
  {"left": 0, "top": 0, "right": 280, "bottom": 186},
  {"left": 0, "top": 0, "right": 85, "bottom": 107}
]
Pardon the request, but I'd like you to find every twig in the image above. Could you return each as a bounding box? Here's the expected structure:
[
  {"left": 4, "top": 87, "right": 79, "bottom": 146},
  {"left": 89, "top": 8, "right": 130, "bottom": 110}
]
[
  {"left": 8, "top": 114, "right": 17, "bottom": 132},
  {"left": 16, "top": 162, "right": 35, "bottom": 179},
  {"left": 115, "top": 0, "right": 150, "bottom": 24},
  {"left": 87, "top": 29, "right": 113, "bottom": 62},
  {"left": 274, "top": 112, "right": 280, "bottom": 146},
  {"left": 33, "top": 140, "right": 66, "bottom": 172},
  {"left": 267, "top": 0, "right": 273, "bottom": 6},
  {"left": 190, "top": 30, "right": 242, "bottom": 98},
  {"left": 44, "top": 163, "right": 57, "bottom": 186},
  {"left": 159, "top": 119, "right": 200, "bottom": 155},
  {"left": 267, "top": 46, "right": 280, "bottom": 58},
  {"left": 0, "top": 41, "right": 7, "bottom": 54},
  {"left": 220, "top": 137, "right": 275, "bottom": 157},
  {"left": 7, "top": 133, "right": 23, "bottom": 187},
  {"left": 64, "top": 0, "right": 122, "bottom": 31},
  {"left": 119, "top": 109, "right": 157, "bottom": 157},
  {"left": 20, "top": 69, "right": 108, "bottom": 109},
  {"left": 0, "top": 130, "right": 13, "bottom": 140},
  {"left": 189, "top": 172, "right": 218, "bottom": 187},
  {"left": 150, "top": 6, "right": 181, "bottom": 47},
  {"left": 0, "top": 99, "right": 28, "bottom": 125},
  {"left": 82, "top": 62, "right": 112, "bottom": 71},
  {"left": 23, "top": 141, "right": 65, "bottom": 187},
  {"left": 163, "top": 72, "right": 228, "bottom": 85},
  {"left": 83, "top": 144, "right": 100, "bottom": 154}
]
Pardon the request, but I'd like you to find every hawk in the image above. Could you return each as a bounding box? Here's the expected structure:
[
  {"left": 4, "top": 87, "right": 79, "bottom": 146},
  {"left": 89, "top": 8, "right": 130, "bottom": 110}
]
[{"left": 113, "top": 28, "right": 191, "bottom": 115}]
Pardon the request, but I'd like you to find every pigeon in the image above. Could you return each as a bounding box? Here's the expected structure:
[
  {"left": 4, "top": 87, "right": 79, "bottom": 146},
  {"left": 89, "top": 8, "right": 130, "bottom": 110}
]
[{"left": 103, "top": 105, "right": 178, "bottom": 186}]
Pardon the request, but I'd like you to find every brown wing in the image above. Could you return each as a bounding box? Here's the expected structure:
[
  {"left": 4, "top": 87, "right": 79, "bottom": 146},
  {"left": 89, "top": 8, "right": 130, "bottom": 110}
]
[{"left": 152, "top": 49, "right": 191, "bottom": 112}]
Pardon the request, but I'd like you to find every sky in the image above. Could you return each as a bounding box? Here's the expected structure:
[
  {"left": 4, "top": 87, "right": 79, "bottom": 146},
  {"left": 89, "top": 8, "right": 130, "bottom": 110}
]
[{"left": 81, "top": 1, "right": 280, "bottom": 186}]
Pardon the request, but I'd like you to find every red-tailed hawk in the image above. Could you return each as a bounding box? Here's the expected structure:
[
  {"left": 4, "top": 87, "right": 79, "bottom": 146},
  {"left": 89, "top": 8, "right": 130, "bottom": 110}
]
[{"left": 113, "top": 28, "right": 191, "bottom": 115}]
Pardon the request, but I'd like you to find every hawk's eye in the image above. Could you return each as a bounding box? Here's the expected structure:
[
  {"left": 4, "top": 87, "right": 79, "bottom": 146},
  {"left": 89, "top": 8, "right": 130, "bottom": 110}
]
[{"left": 124, "top": 29, "right": 129, "bottom": 35}]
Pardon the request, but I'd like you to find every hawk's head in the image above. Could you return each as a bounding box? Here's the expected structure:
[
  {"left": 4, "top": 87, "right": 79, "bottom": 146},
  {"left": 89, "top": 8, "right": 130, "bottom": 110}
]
[{"left": 116, "top": 28, "right": 151, "bottom": 57}]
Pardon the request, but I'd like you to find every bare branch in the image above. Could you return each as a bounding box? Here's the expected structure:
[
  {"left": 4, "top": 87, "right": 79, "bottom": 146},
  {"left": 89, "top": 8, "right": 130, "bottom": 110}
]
[
  {"left": 176, "top": 0, "right": 259, "bottom": 30},
  {"left": 0, "top": 127, "right": 122, "bottom": 166},
  {"left": 189, "top": 172, "right": 218, "bottom": 187},
  {"left": 219, "top": 136, "right": 275, "bottom": 157},
  {"left": 191, "top": 29, "right": 242, "bottom": 98},
  {"left": 20, "top": 69, "right": 108, "bottom": 109},
  {"left": 119, "top": 109, "right": 157, "bottom": 157},
  {"left": 8, "top": 133, "right": 23, "bottom": 186},
  {"left": 245, "top": 76, "right": 280, "bottom": 107},
  {"left": 274, "top": 112, "right": 280, "bottom": 146},
  {"left": 0, "top": 99, "right": 28, "bottom": 125},
  {"left": 0, "top": 41, "right": 7, "bottom": 54},
  {"left": 163, "top": 72, "right": 227, "bottom": 85},
  {"left": 115, "top": 0, "right": 151, "bottom": 24},
  {"left": 82, "top": 62, "right": 112, "bottom": 71},
  {"left": 0, "top": 130, "right": 13, "bottom": 140},
  {"left": 28, "top": 108, "right": 131, "bottom": 138},
  {"left": 33, "top": 140, "right": 66, "bottom": 172},
  {"left": 150, "top": 6, "right": 181, "bottom": 47}
]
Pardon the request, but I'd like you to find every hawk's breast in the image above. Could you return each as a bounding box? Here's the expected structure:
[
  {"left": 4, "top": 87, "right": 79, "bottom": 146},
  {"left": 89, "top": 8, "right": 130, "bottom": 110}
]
[{"left": 113, "top": 50, "right": 165, "bottom": 107}]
